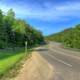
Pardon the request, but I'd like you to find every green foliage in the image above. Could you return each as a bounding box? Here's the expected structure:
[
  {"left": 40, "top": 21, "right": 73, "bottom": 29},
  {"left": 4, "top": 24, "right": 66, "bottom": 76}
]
[
  {"left": 0, "top": 9, "right": 45, "bottom": 48},
  {"left": 0, "top": 49, "right": 25, "bottom": 76},
  {"left": 46, "top": 25, "right": 80, "bottom": 49},
  {"left": 0, "top": 10, "right": 7, "bottom": 48}
]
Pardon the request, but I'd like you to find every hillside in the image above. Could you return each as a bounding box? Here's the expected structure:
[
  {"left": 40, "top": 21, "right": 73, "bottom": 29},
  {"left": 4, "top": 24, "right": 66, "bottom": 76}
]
[
  {"left": 0, "top": 9, "right": 45, "bottom": 49},
  {"left": 46, "top": 24, "right": 80, "bottom": 49}
]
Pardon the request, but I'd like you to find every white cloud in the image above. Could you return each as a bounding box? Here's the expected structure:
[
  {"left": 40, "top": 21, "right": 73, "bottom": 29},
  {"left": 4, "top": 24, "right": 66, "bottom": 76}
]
[{"left": 0, "top": 1, "right": 80, "bottom": 21}]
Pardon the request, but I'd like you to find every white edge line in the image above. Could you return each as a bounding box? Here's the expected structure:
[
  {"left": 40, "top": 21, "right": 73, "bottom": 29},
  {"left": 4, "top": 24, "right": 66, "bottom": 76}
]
[{"left": 47, "top": 53, "right": 72, "bottom": 67}]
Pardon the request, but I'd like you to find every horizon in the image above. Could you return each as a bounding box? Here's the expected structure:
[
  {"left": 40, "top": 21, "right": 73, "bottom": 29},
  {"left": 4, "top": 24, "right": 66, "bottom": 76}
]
[{"left": 0, "top": 0, "right": 80, "bottom": 35}]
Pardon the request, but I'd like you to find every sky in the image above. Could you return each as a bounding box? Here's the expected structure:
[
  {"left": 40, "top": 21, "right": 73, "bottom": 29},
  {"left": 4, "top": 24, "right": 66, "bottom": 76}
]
[{"left": 0, "top": 0, "right": 80, "bottom": 35}]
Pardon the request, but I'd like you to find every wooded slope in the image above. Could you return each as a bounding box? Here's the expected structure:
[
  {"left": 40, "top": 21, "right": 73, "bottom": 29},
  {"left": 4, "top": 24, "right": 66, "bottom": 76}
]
[{"left": 46, "top": 24, "right": 80, "bottom": 49}]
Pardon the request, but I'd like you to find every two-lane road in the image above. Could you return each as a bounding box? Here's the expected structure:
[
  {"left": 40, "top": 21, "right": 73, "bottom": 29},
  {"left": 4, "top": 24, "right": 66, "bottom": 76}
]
[{"left": 36, "top": 42, "right": 80, "bottom": 80}]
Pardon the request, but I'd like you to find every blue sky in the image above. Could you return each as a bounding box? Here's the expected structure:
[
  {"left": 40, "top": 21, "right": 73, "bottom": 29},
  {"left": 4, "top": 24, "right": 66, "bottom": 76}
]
[{"left": 0, "top": 0, "right": 80, "bottom": 35}]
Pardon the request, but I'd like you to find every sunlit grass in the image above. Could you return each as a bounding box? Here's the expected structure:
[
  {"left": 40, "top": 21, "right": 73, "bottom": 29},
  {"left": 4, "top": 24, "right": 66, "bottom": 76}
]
[{"left": 0, "top": 49, "right": 25, "bottom": 76}]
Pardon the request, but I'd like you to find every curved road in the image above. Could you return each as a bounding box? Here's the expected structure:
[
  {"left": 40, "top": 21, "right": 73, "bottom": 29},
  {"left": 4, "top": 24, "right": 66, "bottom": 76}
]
[{"left": 36, "top": 42, "right": 80, "bottom": 80}]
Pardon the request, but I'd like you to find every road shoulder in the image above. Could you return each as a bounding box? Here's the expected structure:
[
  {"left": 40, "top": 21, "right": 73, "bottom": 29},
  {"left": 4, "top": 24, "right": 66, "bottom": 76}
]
[{"left": 13, "top": 51, "right": 55, "bottom": 80}]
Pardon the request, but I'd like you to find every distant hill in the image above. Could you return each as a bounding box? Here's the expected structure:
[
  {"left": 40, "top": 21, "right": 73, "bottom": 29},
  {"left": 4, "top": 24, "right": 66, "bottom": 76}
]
[{"left": 46, "top": 24, "right": 80, "bottom": 49}]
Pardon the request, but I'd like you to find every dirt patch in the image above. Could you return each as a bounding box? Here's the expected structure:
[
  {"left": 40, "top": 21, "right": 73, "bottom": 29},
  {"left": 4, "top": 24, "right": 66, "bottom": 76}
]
[{"left": 13, "top": 51, "right": 54, "bottom": 80}]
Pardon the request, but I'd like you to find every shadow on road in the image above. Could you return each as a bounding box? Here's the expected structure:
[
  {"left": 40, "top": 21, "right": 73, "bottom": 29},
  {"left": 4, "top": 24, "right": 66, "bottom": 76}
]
[{"left": 35, "top": 48, "right": 48, "bottom": 52}]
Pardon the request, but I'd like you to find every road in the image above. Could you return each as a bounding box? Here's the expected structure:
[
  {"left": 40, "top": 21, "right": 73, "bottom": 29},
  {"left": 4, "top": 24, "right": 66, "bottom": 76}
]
[{"left": 36, "top": 42, "right": 80, "bottom": 80}]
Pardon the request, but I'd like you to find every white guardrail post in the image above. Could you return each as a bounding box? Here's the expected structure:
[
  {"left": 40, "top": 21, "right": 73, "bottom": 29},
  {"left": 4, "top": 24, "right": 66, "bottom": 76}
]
[{"left": 25, "top": 41, "right": 27, "bottom": 55}]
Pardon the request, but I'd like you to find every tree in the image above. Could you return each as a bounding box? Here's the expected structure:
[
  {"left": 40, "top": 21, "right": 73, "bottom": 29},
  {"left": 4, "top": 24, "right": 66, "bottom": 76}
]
[
  {"left": 0, "top": 10, "right": 7, "bottom": 48},
  {"left": 4, "top": 9, "right": 16, "bottom": 47},
  {"left": 0, "top": 9, "right": 45, "bottom": 48},
  {"left": 46, "top": 25, "right": 80, "bottom": 49}
]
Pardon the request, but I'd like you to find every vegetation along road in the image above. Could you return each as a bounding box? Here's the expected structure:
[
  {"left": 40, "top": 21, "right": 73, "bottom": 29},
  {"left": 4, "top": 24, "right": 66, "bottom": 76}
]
[
  {"left": 0, "top": 8, "right": 80, "bottom": 80},
  {"left": 0, "top": 9, "right": 45, "bottom": 80}
]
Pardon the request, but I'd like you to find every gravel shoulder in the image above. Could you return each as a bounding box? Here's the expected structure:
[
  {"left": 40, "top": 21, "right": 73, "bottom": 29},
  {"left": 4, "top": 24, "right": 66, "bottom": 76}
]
[{"left": 13, "top": 51, "right": 54, "bottom": 80}]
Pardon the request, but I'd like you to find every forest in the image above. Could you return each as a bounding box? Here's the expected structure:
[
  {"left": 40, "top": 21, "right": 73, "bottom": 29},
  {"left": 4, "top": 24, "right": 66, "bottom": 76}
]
[
  {"left": 46, "top": 24, "right": 80, "bottom": 49},
  {"left": 0, "top": 9, "right": 45, "bottom": 49}
]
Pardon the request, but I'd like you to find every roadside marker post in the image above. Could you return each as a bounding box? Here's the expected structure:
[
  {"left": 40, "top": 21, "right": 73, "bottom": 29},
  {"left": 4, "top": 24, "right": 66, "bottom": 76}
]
[{"left": 25, "top": 41, "right": 27, "bottom": 55}]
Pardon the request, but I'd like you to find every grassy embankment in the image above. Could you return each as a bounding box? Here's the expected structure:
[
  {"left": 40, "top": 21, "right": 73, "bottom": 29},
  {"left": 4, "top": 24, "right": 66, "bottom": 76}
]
[{"left": 0, "top": 48, "right": 32, "bottom": 79}]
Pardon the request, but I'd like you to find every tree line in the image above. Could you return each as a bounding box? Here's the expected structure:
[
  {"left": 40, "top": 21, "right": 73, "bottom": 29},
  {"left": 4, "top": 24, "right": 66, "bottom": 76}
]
[
  {"left": 46, "top": 24, "right": 80, "bottom": 49},
  {"left": 0, "top": 9, "right": 45, "bottom": 49}
]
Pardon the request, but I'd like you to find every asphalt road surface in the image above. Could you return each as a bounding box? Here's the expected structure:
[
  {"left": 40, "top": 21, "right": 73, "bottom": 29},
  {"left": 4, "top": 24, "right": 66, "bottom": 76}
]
[{"left": 36, "top": 42, "right": 80, "bottom": 80}]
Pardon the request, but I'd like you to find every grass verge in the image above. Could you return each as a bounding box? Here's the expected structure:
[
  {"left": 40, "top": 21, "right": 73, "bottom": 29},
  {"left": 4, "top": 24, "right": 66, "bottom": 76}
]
[{"left": 0, "top": 48, "right": 32, "bottom": 80}]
